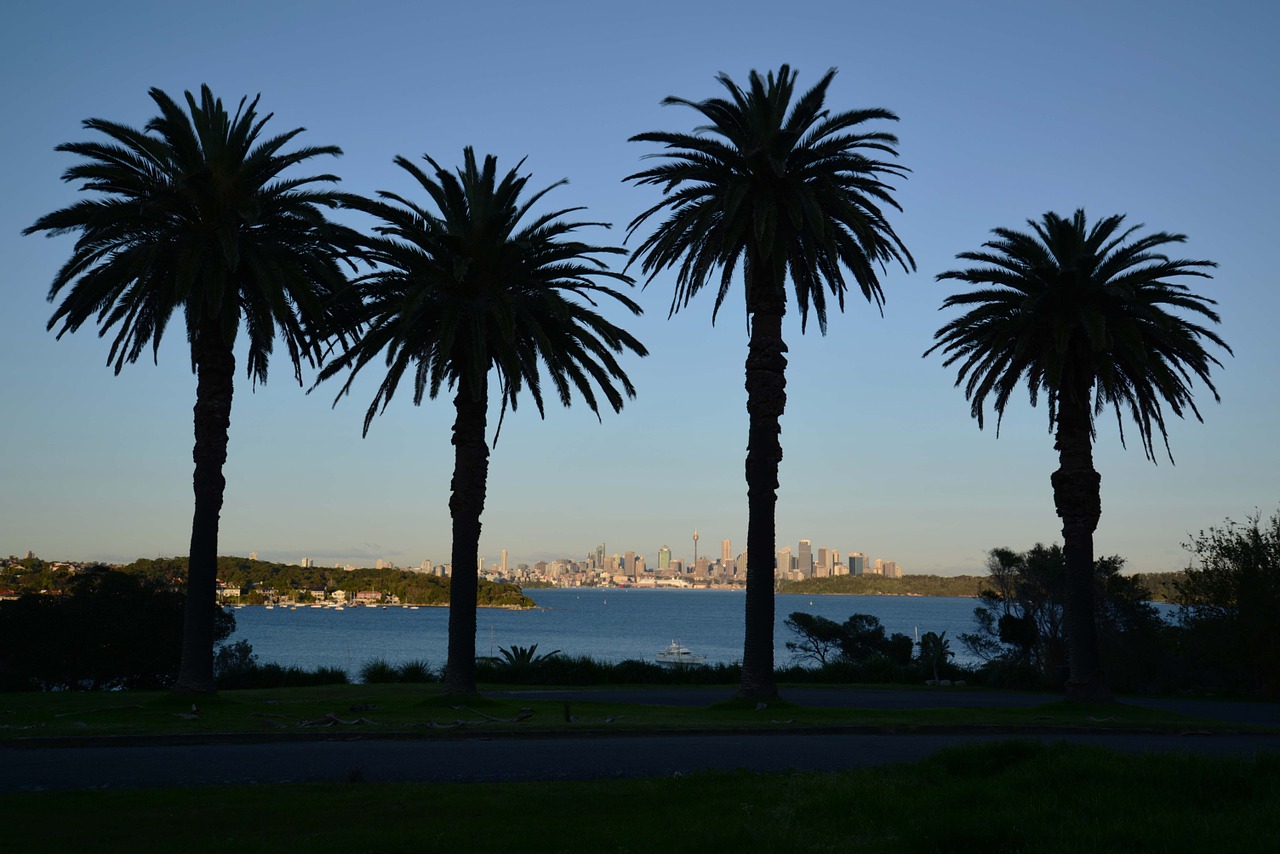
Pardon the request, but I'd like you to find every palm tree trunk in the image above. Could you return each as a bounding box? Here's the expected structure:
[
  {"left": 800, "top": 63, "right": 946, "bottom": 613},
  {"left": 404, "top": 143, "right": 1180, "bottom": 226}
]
[
  {"left": 738, "top": 285, "right": 787, "bottom": 701},
  {"left": 173, "top": 320, "right": 235, "bottom": 694},
  {"left": 1051, "top": 396, "right": 1111, "bottom": 702},
  {"left": 443, "top": 372, "right": 489, "bottom": 695}
]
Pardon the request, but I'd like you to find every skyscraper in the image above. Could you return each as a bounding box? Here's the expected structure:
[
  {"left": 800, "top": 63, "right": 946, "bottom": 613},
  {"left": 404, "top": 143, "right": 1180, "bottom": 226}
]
[
  {"left": 816, "top": 547, "right": 830, "bottom": 575},
  {"left": 849, "top": 552, "right": 865, "bottom": 576},
  {"left": 658, "top": 545, "right": 671, "bottom": 571},
  {"left": 798, "top": 539, "right": 813, "bottom": 577},
  {"left": 625, "top": 550, "right": 636, "bottom": 576},
  {"left": 776, "top": 546, "right": 792, "bottom": 576},
  {"left": 721, "top": 538, "right": 732, "bottom": 565},
  {"left": 501, "top": 549, "right": 508, "bottom": 575}
]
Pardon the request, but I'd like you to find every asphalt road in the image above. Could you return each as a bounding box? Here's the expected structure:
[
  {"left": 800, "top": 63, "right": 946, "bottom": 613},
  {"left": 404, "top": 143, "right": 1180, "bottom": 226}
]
[{"left": 3, "top": 688, "right": 1276, "bottom": 792}]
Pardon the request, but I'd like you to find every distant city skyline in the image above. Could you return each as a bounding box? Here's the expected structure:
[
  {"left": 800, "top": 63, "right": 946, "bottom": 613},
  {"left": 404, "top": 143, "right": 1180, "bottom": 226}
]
[{"left": 249, "top": 534, "right": 908, "bottom": 579}]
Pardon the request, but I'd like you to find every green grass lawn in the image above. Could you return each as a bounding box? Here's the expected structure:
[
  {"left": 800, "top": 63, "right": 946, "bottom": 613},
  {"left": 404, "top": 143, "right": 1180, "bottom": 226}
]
[
  {"left": 3, "top": 741, "right": 1278, "bottom": 853},
  {"left": 0, "top": 682, "right": 1238, "bottom": 741}
]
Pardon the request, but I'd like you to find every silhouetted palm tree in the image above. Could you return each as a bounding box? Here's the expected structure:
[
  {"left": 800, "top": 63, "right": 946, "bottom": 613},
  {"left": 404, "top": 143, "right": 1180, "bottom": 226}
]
[
  {"left": 319, "top": 148, "right": 647, "bottom": 695},
  {"left": 26, "top": 86, "right": 360, "bottom": 693},
  {"left": 926, "top": 210, "right": 1230, "bottom": 701},
  {"left": 626, "top": 66, "right": 914, "bottom": 699}
]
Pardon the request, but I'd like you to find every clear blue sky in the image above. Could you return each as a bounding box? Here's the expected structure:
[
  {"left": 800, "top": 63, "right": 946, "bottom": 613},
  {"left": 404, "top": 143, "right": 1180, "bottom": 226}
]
[{"left": 2, "top": 0, "right": 1276, "bottom": 574}]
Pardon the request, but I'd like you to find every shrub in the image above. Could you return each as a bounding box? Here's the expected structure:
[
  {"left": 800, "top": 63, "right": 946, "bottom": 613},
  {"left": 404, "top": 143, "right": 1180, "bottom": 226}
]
[
  {"left": 0, "top": 570, "right": 234, "bottom": 691},
  {"left": 216, "top": 661, "right": 348, "bottom": 689},
  {"left": 360, "top": 659, "right": 399, "bottom": 684},
  {"left": 1178, "top": 509, "right": 1280, "bottom": 698},
  {"left": 396, "top": 660, "right": 435, "bottom": 683}
]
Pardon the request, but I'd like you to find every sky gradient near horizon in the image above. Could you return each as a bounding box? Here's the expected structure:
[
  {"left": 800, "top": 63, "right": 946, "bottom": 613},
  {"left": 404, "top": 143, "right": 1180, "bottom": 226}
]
[{"left": 2, "top": 1, "right": 1276, "bottom": 575}]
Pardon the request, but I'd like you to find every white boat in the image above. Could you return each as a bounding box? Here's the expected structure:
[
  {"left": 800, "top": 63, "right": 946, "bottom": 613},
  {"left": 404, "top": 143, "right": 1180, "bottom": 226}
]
[{"left": 656, "top": 640, "right": 707, "bottom": 666}]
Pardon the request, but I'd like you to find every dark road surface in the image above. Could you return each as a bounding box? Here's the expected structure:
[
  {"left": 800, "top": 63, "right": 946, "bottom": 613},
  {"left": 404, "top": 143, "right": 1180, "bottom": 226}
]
[{"left": 3, "top": 688, "right": 1276, "bottom": 792}]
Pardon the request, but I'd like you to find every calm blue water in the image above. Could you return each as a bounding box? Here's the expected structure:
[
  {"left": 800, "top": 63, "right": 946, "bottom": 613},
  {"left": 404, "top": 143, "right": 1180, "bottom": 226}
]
[{"left": 227, "top": 589, "right": 983, "bottom": 677}]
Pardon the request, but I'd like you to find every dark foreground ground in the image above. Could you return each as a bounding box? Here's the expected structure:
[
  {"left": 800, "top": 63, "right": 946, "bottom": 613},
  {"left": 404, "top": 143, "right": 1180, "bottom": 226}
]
[{"left": 3, "top": 688, "right": 1276, "bottom": 792}]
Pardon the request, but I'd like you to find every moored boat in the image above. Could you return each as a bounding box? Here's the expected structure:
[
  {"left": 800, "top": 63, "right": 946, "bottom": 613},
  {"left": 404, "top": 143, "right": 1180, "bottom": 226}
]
[{"left": 656, "top": 640, "right": 706, "bottom": 666}]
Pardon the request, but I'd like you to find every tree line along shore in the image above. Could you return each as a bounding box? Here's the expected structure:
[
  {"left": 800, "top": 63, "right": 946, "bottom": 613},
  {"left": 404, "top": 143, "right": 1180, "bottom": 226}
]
[
  {"left": 0, "top": 556, "right": 534, "bottom": 610},
  {"left": 4, "top": 553, "right": 1185, "bottom": 605}
]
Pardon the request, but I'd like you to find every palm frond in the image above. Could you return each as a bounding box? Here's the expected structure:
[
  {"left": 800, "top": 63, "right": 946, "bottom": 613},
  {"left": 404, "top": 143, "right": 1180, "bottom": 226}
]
[
  {"left": 318, "top": 147, "right": 647, "bottom": 442},
  {"left": 926, "top": 209, "right": 1231, "bottom": 461},
  {"left": 626, "top": 65, "right": 914, "bottom": 326}
]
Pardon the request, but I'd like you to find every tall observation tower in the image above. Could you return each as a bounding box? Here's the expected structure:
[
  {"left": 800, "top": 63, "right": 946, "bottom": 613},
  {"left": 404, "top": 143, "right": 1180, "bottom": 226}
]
[{"left": 693, "top": 530, "right": 699, "bottom": 567}]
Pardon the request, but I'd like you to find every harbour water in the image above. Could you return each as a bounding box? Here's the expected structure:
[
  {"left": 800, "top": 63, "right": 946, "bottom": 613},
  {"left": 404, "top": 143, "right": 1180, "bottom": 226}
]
[{"left": 227, "top": 588, "right": 984, "bottom": 677}]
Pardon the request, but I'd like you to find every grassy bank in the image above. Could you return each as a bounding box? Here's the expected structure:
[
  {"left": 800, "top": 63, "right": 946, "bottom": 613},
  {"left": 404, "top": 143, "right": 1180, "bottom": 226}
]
[
  {"left": 3, "top": 741, "right": 1278, "bottom": 852},
  {"left": 0, "top": 683, "right": 1243, "bottom": 742}
]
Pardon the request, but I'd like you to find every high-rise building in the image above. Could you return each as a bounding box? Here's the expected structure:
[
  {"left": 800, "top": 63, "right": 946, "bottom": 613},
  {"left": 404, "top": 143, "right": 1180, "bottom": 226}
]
[
  {"left": 848, "top": 552, "right": 865, "bottom": 576},
  {"left": 798, "top": 540, "right": 813, "bottom": 577},
  {"left": 658, "top": 545, "right": 671, "bottom": 571},
  {"left": 249, "top": 552, "right": 258, "bottom": 562},
  {"left": 776, "top": 546, "right": 792, "bottom": 575},
  {"left": 625, "top": 550, "right": 636, "bottom": 576},
  {"left": 501, "top": 549, "right": 508, "bottom": 574},
  {"left": 816, "top": 548, "right": 830, "bottom": 575},
  {"left": 721, "top": 538, "right": 732, "bottom": 564}
]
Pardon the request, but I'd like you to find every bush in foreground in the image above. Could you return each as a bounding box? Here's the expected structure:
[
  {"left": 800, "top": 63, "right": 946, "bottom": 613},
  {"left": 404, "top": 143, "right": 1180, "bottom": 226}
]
[
  {"left": 0, "top": 571, "right": 234, "bottom": 691},
  {"left": 360, "top": 658, "right": 438, "bottom": 685}
]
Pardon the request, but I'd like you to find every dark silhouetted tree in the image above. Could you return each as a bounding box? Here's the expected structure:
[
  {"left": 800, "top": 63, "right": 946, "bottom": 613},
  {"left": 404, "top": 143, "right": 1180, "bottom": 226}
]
[
  {"left": 26, "top": 86, "right": 360, "bottom": 693},
  {"left": 1179, "top": 509, "right": 1280, "bottom": 698},
  {"left": 627, "top": 66, "right": 914, "bottom": 700},
  {"left": 928, "top": 213, "right": 1229, "bottom": 701},
  {"left": 0, "top": 571, "right": 234, "bottom": 691},
  {"left": 319, "top": 148, "right": 647, "bottom": 695}
]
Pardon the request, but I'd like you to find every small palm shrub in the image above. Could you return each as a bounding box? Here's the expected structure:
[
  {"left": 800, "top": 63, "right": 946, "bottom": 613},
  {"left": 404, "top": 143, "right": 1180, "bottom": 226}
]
[
  {"left": 360, "top": 659, "right": 399, "bottom": 684},
  {"left": 217, "top": 662, "right": 348, "bottom": 689},
  {"left": 396, "top": 660, "right": 435, "bottom": 683}
]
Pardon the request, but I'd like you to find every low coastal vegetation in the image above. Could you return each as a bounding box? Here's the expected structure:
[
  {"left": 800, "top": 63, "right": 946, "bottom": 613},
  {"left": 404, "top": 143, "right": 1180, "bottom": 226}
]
[
  {"left": 0, "top": 554, "right": 535, "bottom": 609},
  {"left": 777, "top": 569, "right": 1187, "bottom": 602},
  {"left": 779, "top": 574, "right": 986, "bottom": 598}
]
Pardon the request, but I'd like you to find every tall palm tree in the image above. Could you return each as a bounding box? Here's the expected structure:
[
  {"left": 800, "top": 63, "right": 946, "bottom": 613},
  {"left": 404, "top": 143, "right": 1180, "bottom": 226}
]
[
  {"left": 926, "top": 210, "right": 1230, "bottom": 701},
  {"left": 626, "top": 66, "right": 914, "bottom": 700},
  {"left": 319, "top": 148, "right": 647, "bottom": 695},
  {"left": 25, "top": 85, "right": 360, "bottom": 694}
]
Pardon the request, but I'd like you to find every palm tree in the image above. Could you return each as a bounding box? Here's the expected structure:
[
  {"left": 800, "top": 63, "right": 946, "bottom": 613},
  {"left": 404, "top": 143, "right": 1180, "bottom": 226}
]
[
  {"left": 625, "top": 66, "right": 914, "bottom": 700},
  {"left": 318, "top": 148, "right": 647, "bottom": 695},
  {"left": 25, "top": 85, "right": 360, "bottom": 694},
  {"left": 926, "top": 210, "right": 1230, "bottom": 701}
]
